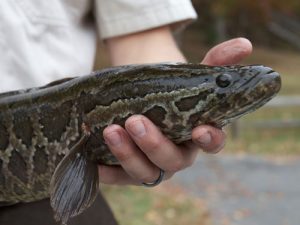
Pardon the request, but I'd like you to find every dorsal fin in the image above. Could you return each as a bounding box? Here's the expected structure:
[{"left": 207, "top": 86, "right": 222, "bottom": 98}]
[
  {"left": 0, "top": 77, "right": 75, "bottom": 100},
  {"left": 40, "top": 77, "right": 76, "bottom": 89}
]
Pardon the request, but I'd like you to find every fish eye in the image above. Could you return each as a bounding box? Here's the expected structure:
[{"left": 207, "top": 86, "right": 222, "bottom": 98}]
[{"left": 216, "top": 73, "right": 232, "bottom": 88}]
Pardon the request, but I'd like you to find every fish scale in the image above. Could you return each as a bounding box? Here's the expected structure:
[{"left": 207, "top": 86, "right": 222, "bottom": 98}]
[{"left": 0, "top": 63, "right": 281, "bottom": 223}]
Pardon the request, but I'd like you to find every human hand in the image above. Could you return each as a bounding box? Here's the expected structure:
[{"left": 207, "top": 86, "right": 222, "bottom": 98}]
[{"left": 99, "top": 38, "right": 253, "bottom": 185}]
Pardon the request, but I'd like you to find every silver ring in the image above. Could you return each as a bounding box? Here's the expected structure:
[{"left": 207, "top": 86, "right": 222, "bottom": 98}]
[{"left": 142, "top": 169, "right": 165, "bottom": 187}]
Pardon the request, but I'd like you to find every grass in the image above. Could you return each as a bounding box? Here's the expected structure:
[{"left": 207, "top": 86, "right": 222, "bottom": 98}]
[
  {"left": 224, "top": 107, "right": 300, "bottom": 155},
  {"left": 101, "top": 184, "right": 211, "bottom": 225},
  {"left": 225, "top": 126, "right": 300, "bottom": 155}
]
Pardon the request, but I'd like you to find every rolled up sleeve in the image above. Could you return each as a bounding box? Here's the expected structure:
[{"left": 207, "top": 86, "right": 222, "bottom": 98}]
[{"left": 94, "top": 0, "right": 197, "bottom": 39}]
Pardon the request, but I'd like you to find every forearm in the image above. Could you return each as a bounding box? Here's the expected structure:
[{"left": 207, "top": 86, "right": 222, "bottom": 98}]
[{"left": 105, "top": 26, "right": 186, "bottom": 66}]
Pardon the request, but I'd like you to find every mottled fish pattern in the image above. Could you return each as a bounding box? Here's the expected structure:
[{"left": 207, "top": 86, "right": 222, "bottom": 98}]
[{"left": 0, "top": 63, "right": 281, "bottom": 223}]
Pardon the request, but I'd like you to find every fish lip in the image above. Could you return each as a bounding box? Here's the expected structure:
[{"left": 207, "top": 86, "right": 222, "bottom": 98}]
[
  {"left": 245, "top": 65, "right": 282, "bottom": 94},
  {"left": 229, "top": 66, "right": 281, "bottom": 117},
  {"left": 247, "top": 68, "right": 281, "bottom": 110},
  {"left": 261, "top": 69, "right": 282, "bottom": 94}
]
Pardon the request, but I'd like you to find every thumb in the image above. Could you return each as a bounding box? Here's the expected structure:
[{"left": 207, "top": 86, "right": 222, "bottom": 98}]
[{"left": 202, "top": 38, "right": 252, "bottom": 65}]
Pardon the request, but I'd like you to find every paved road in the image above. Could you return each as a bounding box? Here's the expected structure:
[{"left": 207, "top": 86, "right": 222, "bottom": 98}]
[{"left": 170, "top": 154, "right": 300, "bottom": 225}]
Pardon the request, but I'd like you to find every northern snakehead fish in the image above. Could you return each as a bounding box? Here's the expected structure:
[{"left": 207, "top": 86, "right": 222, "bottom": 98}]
[{"left": 0, "top": 63, "right": 281, "bottom": 224}]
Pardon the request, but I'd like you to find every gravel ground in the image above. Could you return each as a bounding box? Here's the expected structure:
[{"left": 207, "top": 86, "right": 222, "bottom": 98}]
[{"left": 170, "top": 154, "right": 300, "bottom": 225}]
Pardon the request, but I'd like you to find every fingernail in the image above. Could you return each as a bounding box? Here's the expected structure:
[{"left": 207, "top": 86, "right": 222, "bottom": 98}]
[
  {"left": 129, "top": 119, "right": 146, "bottom": 137},
  {"left": 105, "top": 131, "right": 122, "bottom": 147},
  {"left": 197, "top": 132, "right": 212, "bottom": 146}
]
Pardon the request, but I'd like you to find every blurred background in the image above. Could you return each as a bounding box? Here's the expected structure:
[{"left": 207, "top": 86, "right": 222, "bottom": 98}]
[{"left": 96, "top": 1, "right": 300, "bottom": 225}]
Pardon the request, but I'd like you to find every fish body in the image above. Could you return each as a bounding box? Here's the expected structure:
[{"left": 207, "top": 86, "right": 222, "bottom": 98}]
[{"left": 0, "top": 63, "right": 281, "bottom": 223}]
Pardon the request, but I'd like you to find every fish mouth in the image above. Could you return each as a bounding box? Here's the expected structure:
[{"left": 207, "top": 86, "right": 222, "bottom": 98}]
[
  {"left": 241, "top": 65, "right": 281, "bottom": 99},
  {"left": 260, "top": 68, "right": 281, "bottom": 95},
  {"left": 241, "top": 67, "right": 281, "bottom": 113}
]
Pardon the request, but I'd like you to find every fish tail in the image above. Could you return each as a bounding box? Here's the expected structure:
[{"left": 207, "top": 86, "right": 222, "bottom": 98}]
[{"left": 50, "top": 134, "right": 99, "bottom": 224}]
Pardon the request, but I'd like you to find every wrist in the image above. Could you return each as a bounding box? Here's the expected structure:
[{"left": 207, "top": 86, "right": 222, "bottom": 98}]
[{"left": 105, "top": 26, "right": 186, "bottom": 66}]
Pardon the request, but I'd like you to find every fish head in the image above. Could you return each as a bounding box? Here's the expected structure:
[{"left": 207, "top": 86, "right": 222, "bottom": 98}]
[{"left": 188, "top": 65, "right": 281, "bottom": 127}]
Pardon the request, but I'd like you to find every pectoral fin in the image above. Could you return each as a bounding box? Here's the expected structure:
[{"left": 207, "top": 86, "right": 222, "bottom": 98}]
[{"left": 50, "top": 134, "right": 99, "bottom": 224}]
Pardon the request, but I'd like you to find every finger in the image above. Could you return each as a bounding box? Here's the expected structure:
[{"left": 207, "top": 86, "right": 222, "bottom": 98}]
[
  {"left": 98, "top": 165, "right": 140, "bottom": 185},
  {"left": 98, "top": 165, "right": 174, "bottom": 185},
  {"left": 125, "top": 115, "right": 199, "bottom": 172},
  {"left": 202, "top": 37, "right": 253, "bottom": 65},
  {"left": 103, "top": 124, "right": 162, "bottom": 183},
  {"left": 191, "top": 125, "right": 226, "bottom": 154}
]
